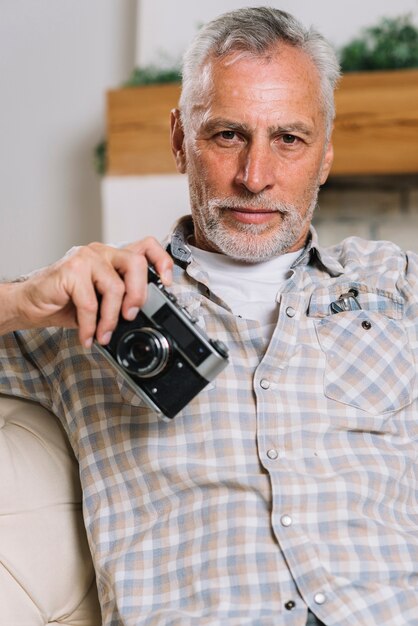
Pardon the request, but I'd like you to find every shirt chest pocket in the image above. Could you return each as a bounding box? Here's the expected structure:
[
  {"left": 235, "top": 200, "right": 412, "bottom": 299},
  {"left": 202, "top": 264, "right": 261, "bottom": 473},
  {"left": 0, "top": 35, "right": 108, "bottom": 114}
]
[{"left": 310, "top": 286, "right": 416, "bottom": 415}]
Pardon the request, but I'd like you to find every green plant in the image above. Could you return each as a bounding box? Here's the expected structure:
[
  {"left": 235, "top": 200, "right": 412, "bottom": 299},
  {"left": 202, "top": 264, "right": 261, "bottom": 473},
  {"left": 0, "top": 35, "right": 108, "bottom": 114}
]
[
  {"left": 123, "top": 64, "right": 181, "bottom": 87},
  {"left": 340, "top": 14, "right": 418, "bottom": 72},
  {"left": 94, "top": 140, "right": 107, "bottom": 176}
]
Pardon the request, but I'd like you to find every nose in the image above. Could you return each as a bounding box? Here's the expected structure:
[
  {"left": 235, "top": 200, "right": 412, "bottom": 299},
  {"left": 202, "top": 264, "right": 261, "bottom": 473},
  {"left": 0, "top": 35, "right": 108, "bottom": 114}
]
[{"left": 234, "top": 139, "right": 276, "bottom": 194}]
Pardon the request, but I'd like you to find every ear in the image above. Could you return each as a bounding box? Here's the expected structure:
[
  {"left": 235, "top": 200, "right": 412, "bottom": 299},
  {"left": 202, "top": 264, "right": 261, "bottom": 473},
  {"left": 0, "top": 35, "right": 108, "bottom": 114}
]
[
  {"left": 170, "top": 108, "right": 187, "bottom": 173},
  {"left": 319, "top": 140, "right": 334, "bottom": 185}
]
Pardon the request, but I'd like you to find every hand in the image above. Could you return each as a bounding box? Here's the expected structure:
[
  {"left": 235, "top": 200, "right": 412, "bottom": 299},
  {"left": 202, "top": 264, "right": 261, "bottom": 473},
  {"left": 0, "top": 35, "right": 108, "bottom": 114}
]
[{"left": 4, "top": 237, "right": 173, "bottom": 348}]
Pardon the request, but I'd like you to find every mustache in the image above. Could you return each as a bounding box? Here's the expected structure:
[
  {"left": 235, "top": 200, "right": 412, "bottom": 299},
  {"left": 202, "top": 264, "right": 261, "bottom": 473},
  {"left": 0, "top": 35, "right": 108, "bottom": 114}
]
[{"left": 207, "top": 195, "right": 298, "bottom": 214}]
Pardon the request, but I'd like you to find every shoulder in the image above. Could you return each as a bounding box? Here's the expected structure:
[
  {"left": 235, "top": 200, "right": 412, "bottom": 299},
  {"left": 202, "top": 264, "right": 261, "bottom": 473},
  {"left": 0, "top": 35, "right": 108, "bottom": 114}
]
[
  {"left": 323, "top": 236, "right": 409, "bottom": 270},
  {"left": 319, "top": 235, "right": 418, "bottom": 302}
]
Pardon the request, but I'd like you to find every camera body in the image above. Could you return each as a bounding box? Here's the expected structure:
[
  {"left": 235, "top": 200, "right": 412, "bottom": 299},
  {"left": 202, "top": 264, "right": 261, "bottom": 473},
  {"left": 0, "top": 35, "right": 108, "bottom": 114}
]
[{"left": 97, "top": 267, "right": 229, "bottom": 420}]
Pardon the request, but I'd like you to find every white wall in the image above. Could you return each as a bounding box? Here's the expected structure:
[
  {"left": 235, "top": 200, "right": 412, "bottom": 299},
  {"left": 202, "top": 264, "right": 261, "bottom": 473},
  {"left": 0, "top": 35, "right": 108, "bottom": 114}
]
[{"left": 0, "top": 0, "right": 136, "bottom": 278}]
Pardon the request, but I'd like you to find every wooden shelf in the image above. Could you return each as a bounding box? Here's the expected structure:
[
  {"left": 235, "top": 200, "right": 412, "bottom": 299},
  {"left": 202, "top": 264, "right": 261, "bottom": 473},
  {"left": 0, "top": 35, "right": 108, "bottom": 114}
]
[
  {"left": 332, "top": 69, "right": 418, "bottom": 175},
  {"left": 107, "top": 83, "right": 180, "bottom": 176},
  {"left": 107, "top": 69, "right": 418, "bottom": 177}
]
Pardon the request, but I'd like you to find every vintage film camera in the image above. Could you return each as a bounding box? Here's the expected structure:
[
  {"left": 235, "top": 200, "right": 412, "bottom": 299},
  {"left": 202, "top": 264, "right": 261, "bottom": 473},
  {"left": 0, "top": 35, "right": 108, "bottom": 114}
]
[{"left": 97, "top": 266, "right": 229, "bottom": 420}]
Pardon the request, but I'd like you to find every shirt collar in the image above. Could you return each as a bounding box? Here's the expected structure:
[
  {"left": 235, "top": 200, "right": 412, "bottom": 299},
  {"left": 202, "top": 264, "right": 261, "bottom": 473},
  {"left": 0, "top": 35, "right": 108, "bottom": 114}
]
[
  {"left": 291, "top": 227, "right": 344, "bottom": 277},
  {"left": 167, "top": 215, "right": 344, "bottom": 277}
]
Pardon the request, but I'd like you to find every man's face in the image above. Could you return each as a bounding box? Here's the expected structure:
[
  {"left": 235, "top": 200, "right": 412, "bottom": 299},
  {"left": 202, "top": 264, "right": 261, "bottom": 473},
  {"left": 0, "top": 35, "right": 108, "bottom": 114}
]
[{"left": 171, "top": 44, "right": 334, "bottom": 261}]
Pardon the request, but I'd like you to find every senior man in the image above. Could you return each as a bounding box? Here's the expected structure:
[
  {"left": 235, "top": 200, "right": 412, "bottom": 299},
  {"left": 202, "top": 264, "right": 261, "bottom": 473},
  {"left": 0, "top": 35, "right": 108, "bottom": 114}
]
[{"left": 0, "top": 7, "right": 417, "bottom": 626}]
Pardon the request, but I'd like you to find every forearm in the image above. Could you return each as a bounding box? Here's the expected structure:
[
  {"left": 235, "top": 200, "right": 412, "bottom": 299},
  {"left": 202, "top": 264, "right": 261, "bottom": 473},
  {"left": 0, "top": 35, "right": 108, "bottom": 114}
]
[{"left": 0, "top": 281, "right": 28, "bottom": 335}]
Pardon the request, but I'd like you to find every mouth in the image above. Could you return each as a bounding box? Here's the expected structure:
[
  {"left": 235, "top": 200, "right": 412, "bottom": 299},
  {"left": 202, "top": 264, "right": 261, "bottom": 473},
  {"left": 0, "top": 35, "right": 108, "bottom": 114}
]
[{"left": 224, "top": 206, "right": 281, "bottom": 225}]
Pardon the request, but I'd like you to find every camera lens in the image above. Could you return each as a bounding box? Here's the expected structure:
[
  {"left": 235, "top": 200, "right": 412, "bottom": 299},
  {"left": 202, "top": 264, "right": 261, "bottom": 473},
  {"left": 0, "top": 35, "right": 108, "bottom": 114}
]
[{"left": 116, "top": 327, "right": 171, "bottom": 378}]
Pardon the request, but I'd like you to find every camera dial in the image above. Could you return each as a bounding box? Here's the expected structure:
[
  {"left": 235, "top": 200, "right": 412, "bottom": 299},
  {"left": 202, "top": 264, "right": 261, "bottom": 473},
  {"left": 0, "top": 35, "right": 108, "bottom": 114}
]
[{"left": 116, "top": 327, "right": 171, "bottom": 378}]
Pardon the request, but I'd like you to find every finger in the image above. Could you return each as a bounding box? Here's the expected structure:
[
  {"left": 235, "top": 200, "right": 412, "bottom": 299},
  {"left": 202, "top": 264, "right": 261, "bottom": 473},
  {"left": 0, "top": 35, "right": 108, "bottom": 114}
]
[
  {"left": 97, "top": 248, "right": 149, "bottom": 322},
  {"left": 57, "top": 244, "right": 120, "bottom": 347},
  {"left": 112, "top": 243, "right": 171, "bottom": 321},
  {"left": 119, "top": 253, "right": 149, "bottom": 321},
  {"left": 94, "top": 274, "right": 126, "bottom": 345},
  {"left": 67, "top": 246, "right": 126, "bottom": 345},
  {"left": 70, "top": 281, "right": 100, "bottom": 348},
  {"left": 73, "top": 245, "right": 137, "bottom": 342},
  {"left": 65, "top": 241, "right": 172, "bottom": 346},
  {"left": 124, "top": 237, "right": 173, "bottom": 285}
]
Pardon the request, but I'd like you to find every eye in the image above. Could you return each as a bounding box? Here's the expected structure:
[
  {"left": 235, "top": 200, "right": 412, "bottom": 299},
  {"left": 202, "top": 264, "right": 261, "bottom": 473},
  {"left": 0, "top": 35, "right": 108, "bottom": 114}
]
[
  {"left": 219, "top": 130, "right": 237, "bottom": 140},
  {"left": 213, "top": 129, "right": 243, "bottom": 147},
  {"left": 282, "top": 134, "right": 298, "bottom": 144}
]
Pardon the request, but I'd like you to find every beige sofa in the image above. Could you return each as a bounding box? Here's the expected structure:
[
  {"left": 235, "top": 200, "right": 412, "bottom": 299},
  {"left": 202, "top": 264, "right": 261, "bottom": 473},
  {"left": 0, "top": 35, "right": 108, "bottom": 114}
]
[{"left": 0, "top": 394, "right": 101, "bottom": 625}]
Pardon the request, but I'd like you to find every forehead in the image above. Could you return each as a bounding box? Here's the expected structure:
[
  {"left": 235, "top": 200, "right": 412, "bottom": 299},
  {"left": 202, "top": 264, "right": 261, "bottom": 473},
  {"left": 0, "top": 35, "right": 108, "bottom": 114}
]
[{"left": 192, "top": 44, "right": 325, "bottom": 128}]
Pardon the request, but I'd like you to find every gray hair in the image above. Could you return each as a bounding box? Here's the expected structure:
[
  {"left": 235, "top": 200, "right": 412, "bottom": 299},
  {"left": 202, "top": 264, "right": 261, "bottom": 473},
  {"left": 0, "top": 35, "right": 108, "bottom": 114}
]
[{"left": 179, "top": 6, "right": 341, "bottom": 137}]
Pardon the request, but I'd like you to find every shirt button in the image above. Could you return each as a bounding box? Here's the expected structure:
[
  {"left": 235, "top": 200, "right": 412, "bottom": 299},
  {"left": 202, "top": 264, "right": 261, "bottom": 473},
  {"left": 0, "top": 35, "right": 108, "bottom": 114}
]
[
  {"left": 284, "top": 600, "right": 296, "bottom": 610},
  {"left": 286, "top": 306, "right": 296, "bottom": 317},
  {"left": 260, "top": 379, "right": 270, "bottom": 389},
  {"left": 280, "top": 514, "right": 292, "bottom": 527},
  {"left": 314, "top": 592, "right": 326, "bottom": 605},
  {"left": 267, "top": 449, "right": 278, "bottom": 460}
]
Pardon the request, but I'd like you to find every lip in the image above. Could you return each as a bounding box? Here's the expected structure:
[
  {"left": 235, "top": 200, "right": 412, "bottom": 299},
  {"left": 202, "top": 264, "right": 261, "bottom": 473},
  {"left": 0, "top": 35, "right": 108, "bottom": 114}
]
[{"left": 226, "top": 207, "right": 279, "bottom": 225}]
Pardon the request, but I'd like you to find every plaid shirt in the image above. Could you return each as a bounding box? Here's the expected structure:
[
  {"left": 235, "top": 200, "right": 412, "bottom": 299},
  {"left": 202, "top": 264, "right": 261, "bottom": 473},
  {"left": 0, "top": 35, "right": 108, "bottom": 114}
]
[{"left": 1, "top": 218, "right": 417, "bottom": 626}]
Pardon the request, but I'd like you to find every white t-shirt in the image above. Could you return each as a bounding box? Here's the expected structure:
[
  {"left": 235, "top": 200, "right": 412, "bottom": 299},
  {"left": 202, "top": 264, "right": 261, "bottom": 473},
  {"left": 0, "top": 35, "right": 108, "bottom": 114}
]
[{"left": 189, "top": 245, "right": 301, "bottom": 339}]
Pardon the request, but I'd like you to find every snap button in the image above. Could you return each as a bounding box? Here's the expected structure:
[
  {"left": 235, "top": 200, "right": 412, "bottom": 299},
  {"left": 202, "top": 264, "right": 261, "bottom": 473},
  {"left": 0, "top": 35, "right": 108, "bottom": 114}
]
[
  {"left": 286, "top": 306, "right": 296, "bottom": 318},
  {"left": 260, "top": 379, "right": 270, "bottom": 389},
  {"left": 280, "top": 514, "right": 292, "bottom": 527},
  {"left": 362, "top": 320, "right": 372, "bottom": 330},
  {"left": 267, "top": 449, "right": 278, "bottom": 460},
  {"left": 314, "top": 592, "right": 326, "bottom": 605}
]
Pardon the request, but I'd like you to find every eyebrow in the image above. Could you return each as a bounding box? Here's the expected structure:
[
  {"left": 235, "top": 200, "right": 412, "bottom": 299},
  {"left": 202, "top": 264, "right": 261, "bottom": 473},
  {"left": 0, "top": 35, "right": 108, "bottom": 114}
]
[
  {"left": 200, "top": 117, "right": 314, "bottom": 137},
  {"left": 201, "top": 118, "right": 251, "bottom": 135},
  {"left": 275, "top": 122, "right": 314, "bottom": 137}
]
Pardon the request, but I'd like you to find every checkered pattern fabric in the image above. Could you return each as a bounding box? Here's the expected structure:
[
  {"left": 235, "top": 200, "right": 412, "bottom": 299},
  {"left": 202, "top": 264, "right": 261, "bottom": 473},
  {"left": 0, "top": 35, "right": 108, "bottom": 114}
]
[{"left": 1, "top": 219, "right": 417, "bottom": 626}]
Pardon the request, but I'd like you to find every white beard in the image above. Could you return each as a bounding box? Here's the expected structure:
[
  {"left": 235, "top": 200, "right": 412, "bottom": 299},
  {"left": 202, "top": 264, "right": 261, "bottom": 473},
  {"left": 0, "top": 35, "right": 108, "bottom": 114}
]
[{"left": 190, "top": 188, "right": 319, "bottom": 263}]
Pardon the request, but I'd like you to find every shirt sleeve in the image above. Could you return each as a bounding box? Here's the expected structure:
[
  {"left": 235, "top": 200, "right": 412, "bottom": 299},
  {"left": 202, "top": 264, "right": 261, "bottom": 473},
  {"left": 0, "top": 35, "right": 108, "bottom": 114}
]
[{"left": 0, "top": 327, "right": 65, "bottom": 411}]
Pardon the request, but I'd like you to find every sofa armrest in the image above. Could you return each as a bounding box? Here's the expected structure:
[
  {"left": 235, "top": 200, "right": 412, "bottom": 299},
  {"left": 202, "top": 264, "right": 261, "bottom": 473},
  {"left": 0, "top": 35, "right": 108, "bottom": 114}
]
[{"left": 0, "top": 394, "right": 101, "bottom": 625}]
